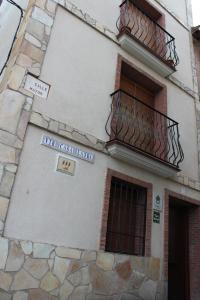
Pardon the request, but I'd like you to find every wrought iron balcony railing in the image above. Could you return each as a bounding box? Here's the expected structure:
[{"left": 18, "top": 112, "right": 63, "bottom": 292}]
[
  {"left": 117, "top": 0, "right": 179, "bottom": 69},
  {"left": 106, "top": 90, "right": 184, "bottom": 169}
]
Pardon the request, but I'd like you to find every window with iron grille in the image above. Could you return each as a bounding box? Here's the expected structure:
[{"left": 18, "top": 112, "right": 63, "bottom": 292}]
[{"left": 105, "top": 177, "right": 147, "bottom": 256}]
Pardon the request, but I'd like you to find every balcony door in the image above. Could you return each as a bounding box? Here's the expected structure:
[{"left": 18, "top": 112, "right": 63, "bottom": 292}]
[
  {"left": 125, "top": 3, "right": 158, "bottom": 53},
  {"left": 121, "top": 75, "right": 154, "bottom": 106},
  {"left": 107, "top": 58, "right": 183, "bottom": 168},
  {"left": 119, "top": 0, "right": 167, "bottom": 63},
  {"left": 119, "top": 75, "right": 155, "bottom": 155}
]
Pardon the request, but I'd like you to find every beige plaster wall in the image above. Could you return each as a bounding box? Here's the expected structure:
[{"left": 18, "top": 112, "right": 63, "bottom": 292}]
[
  {"left": 4, "top": 125, "right": 200, "bottom": 259},
  {"left": 66, "top": 0, "right": 121, "bottom": 34},
  {"left": 33, "top": 6, "right": 198, "bottom": 180},
  {"left": 152, "top": 0, "right": 187, "bottom": 24},
  {"left": 166, "top": 15, "right": 193, "bottom": 88},
  {"left": 70, "top": 0, "right": 188, "bottom": 31},
  {"left": 58, "top": 0, "right": 193, "bottom": 89}
]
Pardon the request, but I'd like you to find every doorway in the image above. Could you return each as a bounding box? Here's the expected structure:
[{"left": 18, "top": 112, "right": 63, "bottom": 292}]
[
  {"left": 114, "top": 58, "right": 168, "bottom": 161},
  {"left": 168, "top": 197, "right": 190, "bottom": 300}
]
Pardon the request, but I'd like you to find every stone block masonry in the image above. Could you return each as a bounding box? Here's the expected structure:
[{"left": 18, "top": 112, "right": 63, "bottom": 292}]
[{"left": 0, "top": 237, "right": 161, "bottom": 300}]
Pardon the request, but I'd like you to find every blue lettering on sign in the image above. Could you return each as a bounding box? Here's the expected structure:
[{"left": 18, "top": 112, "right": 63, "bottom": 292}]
[{"left": 41, "top": 135, "right": 95, "bottom": 163}]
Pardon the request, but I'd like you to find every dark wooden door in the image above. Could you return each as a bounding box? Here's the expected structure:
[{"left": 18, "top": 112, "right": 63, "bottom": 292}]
[
  {"left": 119, "top": 75, "right": 155, "bottom": 154},
  {"left": 121, "top": 1, "right": 167, "bottom": 62},
  {"left": 120, "top": 75, "right": 155, "bottom": 106},
  {"left": 168, "top": 202, "right": 190, "bottom": 300}
]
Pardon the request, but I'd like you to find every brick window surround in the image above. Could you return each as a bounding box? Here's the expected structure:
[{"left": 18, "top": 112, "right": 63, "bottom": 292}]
[
  {"left": 164, "top": 189, "right": 200, "bottom": 299},
  {"left": 115, "top": 54, "right": 167, "bottom": 116},
  {"left": 100, "top": 169, "right": 153, "bottom": 257}
]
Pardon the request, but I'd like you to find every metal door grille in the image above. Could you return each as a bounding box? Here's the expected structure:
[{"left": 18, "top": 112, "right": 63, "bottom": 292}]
[{"left": 105, "top": 177, "right": 147, "bottom": 256}]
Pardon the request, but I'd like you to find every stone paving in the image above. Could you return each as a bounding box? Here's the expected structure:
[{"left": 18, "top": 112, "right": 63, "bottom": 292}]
[{"left": 0, "top": 237, "right": 162, "bottom": 300}]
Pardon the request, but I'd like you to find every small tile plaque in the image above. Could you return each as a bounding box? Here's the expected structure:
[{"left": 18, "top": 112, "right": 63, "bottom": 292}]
[{"left": 57, "top": 156, "right": 76, "bottom": 176}]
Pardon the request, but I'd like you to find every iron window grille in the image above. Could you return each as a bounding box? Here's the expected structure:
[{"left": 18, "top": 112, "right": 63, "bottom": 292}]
[{"left": 105, "top": 176, "right": 147, "bottom": 256}]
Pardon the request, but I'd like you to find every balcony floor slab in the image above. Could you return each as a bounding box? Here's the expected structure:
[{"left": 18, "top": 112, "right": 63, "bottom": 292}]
[
  {"left": 107, "top": 141, "right": 179, "bottom": 178},
  {"left": 118, "top": 33, "right": 175, "bottom": 78}
]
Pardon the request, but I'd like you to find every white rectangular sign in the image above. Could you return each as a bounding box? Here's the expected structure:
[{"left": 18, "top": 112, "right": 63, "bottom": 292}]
[
  {"left": 24, "top": 74, "right": 50, "bottom": 99},
  {"left": 41, "top": 135, "right": 95, "bottom": 163},
  {"left": 153, "top": 195, "right": 163, "bottom": 212}
]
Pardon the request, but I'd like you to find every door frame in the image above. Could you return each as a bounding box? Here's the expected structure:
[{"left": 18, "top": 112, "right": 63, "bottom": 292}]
[{"left": 164, "top": 189, "right": 200, "bottom": 300}]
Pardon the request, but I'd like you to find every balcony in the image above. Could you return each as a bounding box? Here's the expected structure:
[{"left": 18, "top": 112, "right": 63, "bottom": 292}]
[
  {"left": 106, "top": 90, "right": 184, "bottom": 177},
  {"left": 117, "top": 0, "right": 179, "bottom": 77}
]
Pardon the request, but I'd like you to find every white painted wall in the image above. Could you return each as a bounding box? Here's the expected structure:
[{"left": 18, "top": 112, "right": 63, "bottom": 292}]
[
  {"left": 33, "top": 6, "right": 198, "bottom": 180},
  {"left": 4, "top": 125, "right": 200, "bottom": 257},
  {"left": 0, "top": 0, "right": 193, "bottom": 87},
  {"left": 5, "top": 126, "right": 106, "bottom": 250},
  {"left": 62, "top": 0, "right": 193, "bottom": 89},
  {"left": 69, "top": 0, "right": 189, "bottom": 32},
  {"left": 33, "top": 8, "right": 117, "bottom": 141},
  {"left": 67, "top": 0, "right": 121, "bottom": 34},
  {"left": 153, "top": 0, "right": 188, "bottom": 24},
  {"left": 192, "top": 0, "right": 200, "bottom": 25},
  {"left": 165, "top": 11, "right": 193, "bottom": 89}
]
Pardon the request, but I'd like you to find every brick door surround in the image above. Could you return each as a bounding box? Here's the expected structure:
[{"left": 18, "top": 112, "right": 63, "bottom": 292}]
[{"left": 164, "top": 189, "right": 200, "bottom": 300}]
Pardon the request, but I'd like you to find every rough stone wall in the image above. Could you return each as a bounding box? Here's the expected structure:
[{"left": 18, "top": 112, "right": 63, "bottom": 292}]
[
  {"left": 0, "top": 0, "right": 52, "bottom": 235},
  {"left": 0, "top": 237, "right": 161, "bottom": 300}
]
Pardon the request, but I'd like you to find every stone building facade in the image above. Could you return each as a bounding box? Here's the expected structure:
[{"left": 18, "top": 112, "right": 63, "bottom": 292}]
[{"left": 0, "top": 0, "right": 199, "bottom": 299}]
